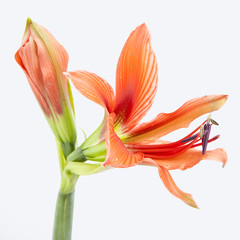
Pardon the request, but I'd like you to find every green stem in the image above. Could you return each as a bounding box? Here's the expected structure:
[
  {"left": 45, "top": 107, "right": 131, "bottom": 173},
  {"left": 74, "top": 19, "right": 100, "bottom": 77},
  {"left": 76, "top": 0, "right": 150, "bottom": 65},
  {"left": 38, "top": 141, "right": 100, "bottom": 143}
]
[{"left": 52, "top": 190, "right": 75, "bottom": 240}]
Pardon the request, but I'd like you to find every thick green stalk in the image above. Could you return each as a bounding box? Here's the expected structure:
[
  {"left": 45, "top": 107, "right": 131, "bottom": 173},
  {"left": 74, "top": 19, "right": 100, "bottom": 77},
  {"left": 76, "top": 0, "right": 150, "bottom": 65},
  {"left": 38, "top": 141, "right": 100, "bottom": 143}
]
[
  {"left": 52, "top": 190, "right": 75, "bottom": 240},
  {"left": 54, "top": 141, "right": 78, "bottom": 240}
]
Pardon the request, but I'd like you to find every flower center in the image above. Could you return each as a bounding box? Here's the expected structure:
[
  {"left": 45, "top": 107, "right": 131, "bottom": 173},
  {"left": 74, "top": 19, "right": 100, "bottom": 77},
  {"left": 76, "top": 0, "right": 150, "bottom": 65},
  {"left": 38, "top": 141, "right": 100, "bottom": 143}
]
[{"left": 127, "top": 115, "right": 220, "bottom": 159}]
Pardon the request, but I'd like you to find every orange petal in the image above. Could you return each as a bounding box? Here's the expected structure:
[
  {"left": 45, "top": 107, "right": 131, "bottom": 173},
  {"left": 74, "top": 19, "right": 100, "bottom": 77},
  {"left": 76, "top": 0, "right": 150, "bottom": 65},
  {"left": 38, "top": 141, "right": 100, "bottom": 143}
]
[
  {"left": 144, "top": 148, "right": 227, "bottom": 170},
  {"left": 114, "top": 24, "right": 158, "bottom": 131},
  {"left": 30, "top": 19, "right": 69, "bottom": 73},
  {"left": 67, "top": 71, "right": 115, "bottom": 113},
  {"left": 103, "top": 113, "right": 144, "bottom": 168},
  {"left": 125, "top": 95, "right": 228, "bottom": 143},
  {"left": 158, "top": 166, "right": 198, "bottom": 208},
  {"left": 31, "top": 20, "right": 70, "bottom": 114},
  {"left": 15, "top": 32, "right": 57, "bottom": 117},
  {"left": 15, "top": 19, "right": 69, "bottom": 115}
]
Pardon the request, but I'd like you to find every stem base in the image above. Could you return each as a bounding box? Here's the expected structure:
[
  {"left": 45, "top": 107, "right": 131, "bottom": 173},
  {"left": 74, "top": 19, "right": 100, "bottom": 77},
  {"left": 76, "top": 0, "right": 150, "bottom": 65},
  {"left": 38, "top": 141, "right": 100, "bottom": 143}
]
[{"left": 52, "top": 190, "right": 75, "bottom": 240}]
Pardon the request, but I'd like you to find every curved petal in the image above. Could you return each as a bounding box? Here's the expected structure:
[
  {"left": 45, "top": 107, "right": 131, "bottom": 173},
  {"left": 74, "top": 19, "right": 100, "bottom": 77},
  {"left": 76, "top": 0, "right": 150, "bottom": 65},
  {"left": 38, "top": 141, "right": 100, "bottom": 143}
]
[
  {"left": 143, "top": 148, "right": 227, "bottom": 170},
  {"left": 30, "top": 20, "right": 70, "bottom": 114},
  {"left": 15, "top": 22, "right": 67, "bottom": 115},
  {"left": 30, "top": 20, "right": 69, "bottom": 72},
  {"left": 114, "top": 24, "right": 158, "bottom": 132},
  {"left": 103, "top": 113, "right": 144, "bottom": 168},
  {"left": 144, "top": 158, "right": 198, "bottom": 208},
  {"left": 15, "top": 35, "right": 52, "bottom": 116},
  {"left": 15, "top": 19, "right": 76, "bottom": 144},
  {"left": 66, "top": 71, "right": 115, "bottom": 113},
  {"left": 125, "top": 95, "right": 228, "bottom": 143},
  {"left": 158, "top": 166, "right": 198, "bottom": 208}
]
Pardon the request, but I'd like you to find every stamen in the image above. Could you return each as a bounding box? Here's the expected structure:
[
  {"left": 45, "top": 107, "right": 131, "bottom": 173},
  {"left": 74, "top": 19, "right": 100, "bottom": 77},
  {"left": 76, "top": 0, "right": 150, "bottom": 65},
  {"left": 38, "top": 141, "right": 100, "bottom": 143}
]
[
  {"left": 128, "top": 116, "right": 220, "bottom": 159},
  {"left": 181, "top": 134, "right": 199, "bottom": 143},
  {"left": 144, "top": 136, "right": 199, "bottom": 159},
  {"left": 192, "top": 135, "right": 220, "bottom": 148},
  {"left": 130, "top": 121, "right": 207, "bottom": 151},
  {"left": 207, "top": 114, "right": 212, "bottom": 124},
  {"left": 210, "top": 118, "right": 219, "bottom": 126},
  {"left": 199, "top": 125, "right": 204, "bottom": 138}
]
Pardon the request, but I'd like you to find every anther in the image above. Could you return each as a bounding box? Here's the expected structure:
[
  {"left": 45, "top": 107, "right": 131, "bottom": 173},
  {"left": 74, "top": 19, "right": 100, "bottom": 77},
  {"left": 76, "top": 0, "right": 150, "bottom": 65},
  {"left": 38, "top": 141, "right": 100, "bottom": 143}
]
[
  {"left": 199, "top": 125, "right": 204, "bottom": 138},
  {"left": 210, "top": 118, "right": 219, "bottom": 126},
  {"left": 207, "top": 114, "right": 212, "bottom": 124}
]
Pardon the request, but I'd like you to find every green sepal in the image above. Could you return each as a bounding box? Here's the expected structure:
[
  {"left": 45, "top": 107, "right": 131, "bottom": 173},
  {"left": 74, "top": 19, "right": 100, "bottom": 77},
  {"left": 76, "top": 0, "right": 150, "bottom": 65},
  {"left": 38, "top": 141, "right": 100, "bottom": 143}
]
[
  {"left": 67, "top": 79, "right": 75, "bottom": 117},
  {"left": 80, "top": 115, "right": 106, "bottom": 149},
  {"left": 79, "top": 128, "right": 87, "bottom": 140},
  {"left": 61, "top": 167, "right": 78, "bottom": 194},
  {"left": 56, "top": 139, "right": 78, "bottom": 194},
  {"left": 86, "top": 156, "right": 106, "bottom": 162},
  {"left": 56, "top": 139, "right": 67, "bottom": 173},
  {"left": 67, "top": 147, "right": 87, "bottom": 162},
  {"left": 43, "top": 103, "right": 76, "bottom": 145},
  {"left": 61, "top": 142, "right": 75, "bottom": 159},
  {"left": 83, "top": 141, "right": 106, "bottom": 158},
  {"left": 65, "top": 162, "right": 107, "bottom": 176},
  {"left": 68, "top": 141, "right": 106, "bottom": 163}
]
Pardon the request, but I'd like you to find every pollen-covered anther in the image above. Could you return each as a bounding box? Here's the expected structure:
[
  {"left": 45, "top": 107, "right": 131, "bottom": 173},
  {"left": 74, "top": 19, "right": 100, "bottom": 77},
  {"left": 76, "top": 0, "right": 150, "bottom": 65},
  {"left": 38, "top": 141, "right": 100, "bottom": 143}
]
[
  {"left": 207, "top": 114, "right": 212, "bottom": 124},
  {"left": 210, "top": 118, "right": 219, "bottom": 126},
  {"left": 199, "top": 124, "right": 204, "bottom": 138}
]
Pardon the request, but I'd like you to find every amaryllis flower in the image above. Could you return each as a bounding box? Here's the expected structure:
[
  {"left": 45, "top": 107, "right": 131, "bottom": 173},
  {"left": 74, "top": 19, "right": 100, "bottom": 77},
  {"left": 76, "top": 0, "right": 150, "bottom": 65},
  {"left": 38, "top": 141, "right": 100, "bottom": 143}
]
[
  {"left": 66, "top": 24, "right": 227, "bottom": 208},
  {"left": 15, "top": 18, "right": 76, "bottom": 146}
]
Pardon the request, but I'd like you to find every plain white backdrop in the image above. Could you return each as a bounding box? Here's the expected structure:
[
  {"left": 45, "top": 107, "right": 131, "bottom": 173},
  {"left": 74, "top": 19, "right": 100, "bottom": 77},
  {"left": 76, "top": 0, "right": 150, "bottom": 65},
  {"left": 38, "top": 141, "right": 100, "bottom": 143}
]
[{"left": 1, "top": 0, "right": 240, "bottom": 239}]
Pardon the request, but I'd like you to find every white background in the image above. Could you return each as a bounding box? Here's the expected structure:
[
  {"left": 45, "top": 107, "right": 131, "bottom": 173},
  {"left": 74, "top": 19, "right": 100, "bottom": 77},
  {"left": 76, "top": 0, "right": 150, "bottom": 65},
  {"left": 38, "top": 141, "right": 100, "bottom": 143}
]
[{"left": 1, "top": 0, "right": 240, "bottom": 239}]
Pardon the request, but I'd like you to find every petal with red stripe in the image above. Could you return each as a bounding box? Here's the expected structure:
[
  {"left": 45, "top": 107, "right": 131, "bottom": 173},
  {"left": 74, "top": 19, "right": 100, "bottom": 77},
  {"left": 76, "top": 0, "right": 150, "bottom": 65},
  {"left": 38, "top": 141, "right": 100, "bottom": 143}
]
[
  {"left": 114, "top": 24, "right": 158, "bottom": 131},
  {"left": 66, "top": 71, "right": 115, "bottom": 113},
  {"left": 103, "top": 113, "right": 144, "bottom": 168},
  {"left": 126, "top": 95, "right": 228, "bottom": 143}
]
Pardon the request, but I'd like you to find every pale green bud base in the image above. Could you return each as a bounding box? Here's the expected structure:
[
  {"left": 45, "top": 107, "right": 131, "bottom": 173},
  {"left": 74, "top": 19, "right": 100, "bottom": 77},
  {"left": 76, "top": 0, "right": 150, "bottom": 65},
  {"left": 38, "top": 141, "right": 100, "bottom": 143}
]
[
  {"left": 61, "top": 142, "right": 76, "bottom": 159},
  {"left": 60, "top": 169, "right": 78, "bottom": 194},
  {"left": 67, "top": 147, "right": 86, "bottom": 162}
]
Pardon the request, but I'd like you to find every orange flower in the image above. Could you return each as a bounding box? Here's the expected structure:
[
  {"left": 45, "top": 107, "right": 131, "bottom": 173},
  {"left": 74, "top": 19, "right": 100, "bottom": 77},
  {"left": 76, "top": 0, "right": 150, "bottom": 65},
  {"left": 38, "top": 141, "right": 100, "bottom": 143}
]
[
  {"left": 15, "top": 18, "right": 76, "bottom": 145},
  {"left": 66, "top": 24, "right": 227, "bottom": 208}
]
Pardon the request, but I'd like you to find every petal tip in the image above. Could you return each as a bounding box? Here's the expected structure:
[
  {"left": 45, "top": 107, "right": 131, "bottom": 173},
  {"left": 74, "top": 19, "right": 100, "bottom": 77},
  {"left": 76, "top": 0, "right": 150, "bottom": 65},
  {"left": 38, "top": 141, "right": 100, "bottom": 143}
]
[
  {"left": 63, "top": 72, "right": 69, "bottom": 77},
  {"left": 222, "top": 159, "right": 227, "bottom": 168},
  {"left": 26, "top": 17, "right": 33, "bottom": 25},
  {"left": 181, "top": 193, "right": 199, "bottom": 209},
  {"left": 220, "top": 94, "right": 228, "bottom": 103},
  {"left": 221, "top": 149, "right": 228, "bottom": 168},
  {"left": 139, "top": 22, "right": 147, "bottom": 29},
  {"left": 102, "top": 162, "right": 107, "bottom": 168},
  {"left": 205, "top": 148, "right": 228, "bottom": 168},
  {"left": 24, "top": 18, "right": 33, "bottom": 37},
  {"left": 214, "top": 94, "right": 228, "bottom": 109},
  {"left": 136, "top": 22, "right": 150, "bottom": 35},
  {"left": 186, "top": 199, "right": 199, "bottom": 209}
]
